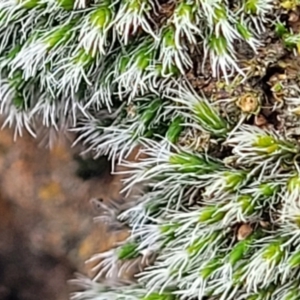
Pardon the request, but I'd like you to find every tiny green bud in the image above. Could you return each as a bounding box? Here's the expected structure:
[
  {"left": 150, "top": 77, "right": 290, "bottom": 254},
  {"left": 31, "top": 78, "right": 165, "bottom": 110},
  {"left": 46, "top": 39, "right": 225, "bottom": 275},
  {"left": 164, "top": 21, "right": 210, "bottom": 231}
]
[
  {"left": 140, "top": 99, "right": 162, "bottom": 126},
  {"left": 200, "top": 257, "right": 223, "bottom": 279},
  {"left": 288, "top": 252, "right": 300, "bottom": 268},
  {"left": 187, "top": 231, "right": 220, "bottom": 255},
  {"left": 229, "top": 242, "right": 248, "bottom": 266},
  {"left": 156, "top": 63, "right": 179, "bottom": 77},
  {"left": 45, "top": 22, "right": 76, "bottom": 48},
  {"left": 259, "top": 183, "right": 278, "bottom": 197},
  {"left": 166, "top": 116, "right": 184, "bottom": 144},
  {"left": 199, "top": 206, "right": 226, "bottom": 224},
  {"left": 90, "top": 6, "right": 112, "bottom": 28},
  {"left": 208, "top": 35, "right": 228, "bottom": 55},
  {"left": 287, "top": 175, "right": 300, "bottom": 193},
  {"left": 160, "top": 223, "right": 179, "bottom": 235},
  {"left": 245, "top": 0, "right": 258, "bottom": 14},
  {"left": 117, "top": 242, "right": 139, "bottom": 260},
  {"left": 229, "top": 233, "right": 254, "bottom": 266},
  {"left": 160, "top": 223, "right": 180, "bottom": 246},
  {"left": 238, "top": 195, "right": 255, "bottom": 215},
  {"left": 272, "top": 82, "right": 283, "bottom": 92},
  {"left": 213, "top": 5, "right": 227, "bottom": 22},
  {"left": 119, "top": 56, "right": 131, "bottom": 73},
  {"left": 72, "top": 49, "right": 94, "bottom": 65},
  {"left": 236, "top": 22, "right": 252, "bottom": 40},
  {"left": 275, "top": 22, "right": 289, "bottom": 38},
  {"left": 169, "top": 152, "right": 220, "bottom": 174},
  {"left": 262, "top": 241, "right": 284, "bottom": 265},
  {"left": 19, "top": 0, "right": 39, "bottom": 9},
  {"left": 136, "top": 50, "right": 151, "bottom": 70},
  {"left": 193, "top": 100, "right": 228, "bottom": 136},
  {"left": 128, "top": 0, "right": 150, "bottom": 12},
  {"left": 232, "top": 261, "right": 247, "bottom": 285},
  {"left": 7, "top": 44, "right": 22, "bottom": 60},
  {"left": 176, "top": 1, "right": 195, "bottom": 19},
  {"left": 163, "top": 27, "right": 176, "bottom": 48},
  {"left": 12, "top": 95, "right": 26, "bottom": 110},
  {"left": 253, "top": 135, "right": 279, "bottom": 154},
  {"left": 57, "top": 0, "right": 75, "bottom": 10},
  {"left": 224, "top": 171, "right": 246, "bottom": 192}
]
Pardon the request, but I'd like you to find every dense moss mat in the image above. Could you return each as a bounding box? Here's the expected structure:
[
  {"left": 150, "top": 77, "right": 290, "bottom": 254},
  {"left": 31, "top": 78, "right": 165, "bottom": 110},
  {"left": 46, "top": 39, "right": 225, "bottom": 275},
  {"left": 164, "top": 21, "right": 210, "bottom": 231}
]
[{"left": 2, "top": 0, "right": 300, "bottom": 299}]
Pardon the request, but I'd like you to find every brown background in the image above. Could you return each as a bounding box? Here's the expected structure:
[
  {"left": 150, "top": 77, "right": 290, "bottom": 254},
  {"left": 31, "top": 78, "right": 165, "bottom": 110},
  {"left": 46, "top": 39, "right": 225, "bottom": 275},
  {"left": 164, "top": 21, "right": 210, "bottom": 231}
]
[{"left": 0, "top": 127, "right": 128, "bottom": 300}]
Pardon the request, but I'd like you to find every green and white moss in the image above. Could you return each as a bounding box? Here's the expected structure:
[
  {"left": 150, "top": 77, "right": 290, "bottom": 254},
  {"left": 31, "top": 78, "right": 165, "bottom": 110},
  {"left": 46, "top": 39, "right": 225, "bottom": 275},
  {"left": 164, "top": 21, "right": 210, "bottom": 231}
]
[{"left": 2, "top": 0, "right": 300, "bottom": 299}]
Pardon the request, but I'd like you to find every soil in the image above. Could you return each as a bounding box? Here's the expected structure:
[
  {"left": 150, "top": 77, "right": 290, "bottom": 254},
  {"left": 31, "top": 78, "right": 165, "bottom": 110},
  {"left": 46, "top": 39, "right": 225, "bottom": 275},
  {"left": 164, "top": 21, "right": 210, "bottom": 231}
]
[{"left": 0, "top": 126, "right": 128, "bottom": 300}]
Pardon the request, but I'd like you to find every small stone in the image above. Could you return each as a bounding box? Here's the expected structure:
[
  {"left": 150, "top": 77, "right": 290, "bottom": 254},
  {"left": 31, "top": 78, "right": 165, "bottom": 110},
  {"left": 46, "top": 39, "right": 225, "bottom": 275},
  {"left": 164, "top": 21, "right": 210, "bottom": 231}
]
[
  {"left": 289, "top": 11, "right": 299, "bottom": 23},
  {"left": 237, "top": 224, "right": 253, "bottom": 241},
  {"left": 254, "top": 114, "right": 267, "bottom": 127},
  {"left": 291, "top": 107, "right": 300, "bottom": 116},
  {"left": 259, "top": 220, "right": 270, "bottom": 228},
  {"left": 278, "top": 73, "right": 287, "bottom": 80}
]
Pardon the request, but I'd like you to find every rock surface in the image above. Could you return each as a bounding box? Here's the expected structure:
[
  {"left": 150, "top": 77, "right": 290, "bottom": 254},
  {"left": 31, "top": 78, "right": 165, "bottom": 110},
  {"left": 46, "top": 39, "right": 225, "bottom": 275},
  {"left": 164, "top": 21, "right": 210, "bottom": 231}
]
[{"left": 0, "top": 127, "right": 129, "bottom": 299}]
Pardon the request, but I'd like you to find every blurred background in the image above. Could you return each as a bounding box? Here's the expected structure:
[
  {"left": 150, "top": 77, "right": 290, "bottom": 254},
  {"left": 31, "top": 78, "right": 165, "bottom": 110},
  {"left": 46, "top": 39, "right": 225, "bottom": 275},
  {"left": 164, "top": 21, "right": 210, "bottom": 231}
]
[{"left": 0, "top": 127, "right": 127, "bottom": 300}]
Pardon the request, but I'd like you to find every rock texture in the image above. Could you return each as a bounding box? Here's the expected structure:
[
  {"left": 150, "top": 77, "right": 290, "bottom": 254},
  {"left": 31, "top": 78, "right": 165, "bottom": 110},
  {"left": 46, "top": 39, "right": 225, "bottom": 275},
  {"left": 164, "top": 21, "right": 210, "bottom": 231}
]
[{"left": 0, "top": 127, "right": 129, "bottom": 299}]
